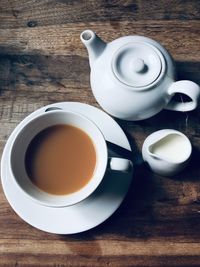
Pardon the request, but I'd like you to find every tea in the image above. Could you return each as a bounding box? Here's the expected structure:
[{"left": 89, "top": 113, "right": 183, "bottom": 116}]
[{"left": 25, "top": 124, "right": 97, "bottom": 195}]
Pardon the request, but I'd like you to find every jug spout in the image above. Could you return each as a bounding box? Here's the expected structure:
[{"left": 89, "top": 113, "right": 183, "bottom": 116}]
[{"left": 80, "top": 30, "right": 106, "bottom": 66}]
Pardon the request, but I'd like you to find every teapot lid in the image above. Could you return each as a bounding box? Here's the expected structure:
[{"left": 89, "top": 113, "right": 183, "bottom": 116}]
[{"left": 112, "top": 42, "right": 165, "bottom": 88}]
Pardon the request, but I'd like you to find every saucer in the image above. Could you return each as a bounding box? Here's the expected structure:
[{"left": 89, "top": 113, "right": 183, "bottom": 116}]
[{"left": 1, "top": 102, "right": 133, "bottom": 234}]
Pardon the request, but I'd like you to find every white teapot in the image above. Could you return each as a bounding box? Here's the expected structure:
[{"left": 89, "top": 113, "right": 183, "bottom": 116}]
[{"left": 81, "top": 30, "right": 200, "bottom": 121}]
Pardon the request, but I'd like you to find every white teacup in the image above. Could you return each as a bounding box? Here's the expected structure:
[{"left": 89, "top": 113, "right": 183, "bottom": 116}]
[{"left": 10, "top": 110, "right": 132, "bottom": 207}]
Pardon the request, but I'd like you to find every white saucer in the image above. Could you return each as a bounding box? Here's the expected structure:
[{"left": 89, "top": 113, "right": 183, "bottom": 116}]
[{"left": 1, "top": 102, "right": 133, "bottom": 234}]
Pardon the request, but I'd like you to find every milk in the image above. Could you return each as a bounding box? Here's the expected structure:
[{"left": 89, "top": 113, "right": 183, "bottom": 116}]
[{"left": 150, "top": 134, "right": 190, "bottom": 163}]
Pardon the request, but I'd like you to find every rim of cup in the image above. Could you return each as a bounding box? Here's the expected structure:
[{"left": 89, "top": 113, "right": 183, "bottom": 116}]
[{"left": 9, "top": 110, "right": 108, "bottom": 207}]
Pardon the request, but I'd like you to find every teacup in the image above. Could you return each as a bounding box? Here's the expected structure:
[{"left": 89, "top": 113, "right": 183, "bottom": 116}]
[{"left": 9, "top": 110, "right": 132, "bottom": 207}]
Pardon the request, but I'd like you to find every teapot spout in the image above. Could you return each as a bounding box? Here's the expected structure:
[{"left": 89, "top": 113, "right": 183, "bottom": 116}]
[{"left": 80, "top": 30, "right": 106, "bottom": 67}]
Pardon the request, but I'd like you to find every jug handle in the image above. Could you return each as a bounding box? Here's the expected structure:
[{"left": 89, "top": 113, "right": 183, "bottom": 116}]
[{"left": 165, "top": 80, "right": 200, "bottom": 112}]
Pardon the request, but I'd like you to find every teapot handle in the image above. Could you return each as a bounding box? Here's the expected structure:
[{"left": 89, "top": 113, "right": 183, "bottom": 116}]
[{"left": 165, "top": 80, "right": 200, "bottom": 112}]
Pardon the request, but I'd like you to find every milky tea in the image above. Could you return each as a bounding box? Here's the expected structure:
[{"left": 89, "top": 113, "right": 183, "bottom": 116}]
[{"left": 25, "top": 124, "right": 97, "bottom": 195}]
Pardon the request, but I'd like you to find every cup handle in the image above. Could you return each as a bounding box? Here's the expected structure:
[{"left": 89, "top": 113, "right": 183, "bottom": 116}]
[
  {"left": 109, "top": 157, "right": 133, "bottom": 172},
  {"left": 165, "top": 80, "right": 200, "bottom": 112}
]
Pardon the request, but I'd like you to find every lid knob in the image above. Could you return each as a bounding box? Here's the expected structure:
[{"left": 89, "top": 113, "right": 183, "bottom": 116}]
[{"left": 131, "top": 58, "right": 146, "bottom": 73}]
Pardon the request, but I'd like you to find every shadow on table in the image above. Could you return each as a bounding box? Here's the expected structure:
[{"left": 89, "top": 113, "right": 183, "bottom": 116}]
[
  {"left": 176, "top": 61, "right": 200, "bottom": 85},
  {"left": 59, "top": 128, "right": 200, "bottom": 242},
  {"left": 168, "top": 145, "right": 200, "bottom": 182}
]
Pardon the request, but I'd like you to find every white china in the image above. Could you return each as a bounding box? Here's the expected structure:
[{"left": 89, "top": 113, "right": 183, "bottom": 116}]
[
  {"left": 142, "top": 129, "right": 192, "bottom": 176},
  {"left": 10, "top": 110, "right": 132, "bottom": 208},
  {"left": 81, "top": 30, "right": 200, "bottom": 121},
  {"left": 1, "top": 102, "right": 133, "bottom": 234}
]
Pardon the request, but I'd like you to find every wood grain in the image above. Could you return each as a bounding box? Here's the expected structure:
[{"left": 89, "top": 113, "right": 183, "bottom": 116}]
[
  {"left": 0, "top": 0, "right": 199, "bottom": 29},
  {"left": 0, "top": 21, "right": 199, "bottom": 58},
  {"left": 0, "top": 0, "right": 200, "bottom": 266}
]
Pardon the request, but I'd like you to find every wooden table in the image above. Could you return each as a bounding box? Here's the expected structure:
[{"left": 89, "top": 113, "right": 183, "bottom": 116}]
[{"left": 0, "top": 1, "right": 200, "bottom": 266}]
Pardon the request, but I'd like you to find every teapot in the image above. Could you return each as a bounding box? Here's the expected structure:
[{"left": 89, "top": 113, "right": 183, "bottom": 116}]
[{"left": 81, "top": 30, "right": 200, "bottom": 121}]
